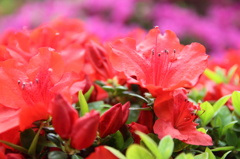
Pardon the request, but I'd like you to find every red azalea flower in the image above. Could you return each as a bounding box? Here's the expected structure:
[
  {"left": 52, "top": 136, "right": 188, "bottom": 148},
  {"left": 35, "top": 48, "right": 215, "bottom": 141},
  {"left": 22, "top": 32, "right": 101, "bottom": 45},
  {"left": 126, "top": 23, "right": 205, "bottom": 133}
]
[
  {"left": 99, "top": 102, "right": 130, "bottom": 138},
  {"left": 153, "top": 89, "right": 212, "bottom": 146},
  {"left": 84, "top": 41, "right": 115, "bottom": 81},
  {"left": 0, "top": 48, "right": 83, "bottom": 132},
  {"left": 110, "top": 27, "right": 208, "bottom": 96},
  {"left": 86, "top": 146, "right": 118, "bottom": 159},
  {"left": 0, "top": 19, "right": 95, "bottom": 74}
]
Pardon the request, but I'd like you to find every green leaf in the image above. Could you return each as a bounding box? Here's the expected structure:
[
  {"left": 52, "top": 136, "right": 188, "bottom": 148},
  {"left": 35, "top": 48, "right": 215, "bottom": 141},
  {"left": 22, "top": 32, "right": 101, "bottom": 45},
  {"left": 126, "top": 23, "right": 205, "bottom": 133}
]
[
  {"left": 221, "top": 151, "right": 231, "bottom": 159},
  {"left": 46, "top": 133, "right": 62, "bottom": 147},
  {"left": 194, "top": 152, "right": 208, "bottom": 159},
  {"left": 135, "top": 131, "right": 162, "bottom": 159},
  {"left": 158, "top": 135, "right": 174, "bottom": 159},
  {"left": 78, "top": 90, "right": 89, "bottom": 116},
  {"left": 48, "top": 151, "right": 68, "bottom": 159},
  {"left": 109, "top": 131, "right": 124, "bottom": 150},
  {"left": 173, "top": 139, "right": 189, "bottom": 152},
  {"left": 216, "top": 106, "right": 232, "bottom": 127},
  {"left": 28, "top": 123, "right": 44, "bottom": 156},
  {"left": 104, "top": 146, "right": 127, "bottom": 159},
  {"left": 205, "top": 147, "right": 216, "bottom": 159},
  {"left": 84, "top": 86, "right": 94, "bottom": 101},
  {"left": 102, "top": 86, "right": 114, "bottom": 92},
  {"left": 211, "top": 146, "right": 235, "bottom": 151},
  {"left": 226, "top": 130, "right": 238, "bottom": 147},
  {"left": 204, "top": 68, "right": 224, "bottom": 84},
  {"left": 71, "top": 155, "right": 83, "bottom": 159},
  {"left": 0, "top": 140, "right": 28, "bottom": 154},
  {"left": 226, "top": 65, "right": 238, "bottom": 83},
  {"left": 122, "top": 91, "right": 149, "bottom": 103},
  {"left": 126, "top": 144, "right": 154, "bottom": 159},
  {"left": 20, "top": 129, "right": 35, "bottom": 149},
  {"left": 213, "top": 95, "right": 231, "bottom": 115},
  {"left": 175, "top": 153, "right": 194, "bottom": 159},
  {"left": 221, "top": 121, "right": 238, "bottom": 135},
  {"left": 232, "top": 91, "right": 240, "bottom": 116},
  {"left": 197, "top": 101, "right": 214, "bottom": 126}
]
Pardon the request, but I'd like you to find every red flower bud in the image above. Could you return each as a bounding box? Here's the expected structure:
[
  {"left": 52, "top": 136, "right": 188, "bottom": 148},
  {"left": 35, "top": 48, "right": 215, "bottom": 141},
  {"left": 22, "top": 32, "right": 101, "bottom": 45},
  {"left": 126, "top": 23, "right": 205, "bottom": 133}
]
[
  {"left": 99, "top": 102, "right": 130, "bottom": 138},
  {"left": 51, "top": 94, "right": 78, "bottom": 139},
  {"left": 70, "top": 110, "right": 100, "bottom": 150}
]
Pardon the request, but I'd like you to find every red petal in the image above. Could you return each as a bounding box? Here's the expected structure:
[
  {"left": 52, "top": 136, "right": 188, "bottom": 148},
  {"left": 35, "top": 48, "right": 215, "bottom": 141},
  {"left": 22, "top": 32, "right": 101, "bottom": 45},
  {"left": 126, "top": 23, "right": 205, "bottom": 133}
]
[
  {"left": 19, "top": 103, "right": 49, "bottom": 131},
  {"left": 110, "top": 38, "right": 148, "bottom": 82},
  {"left": 153, "top": 119, "right": 188, "bottom": 141},
  {"left": 121, "top": 102, "right": 130, "bottom": 125},
  {"left": 180, "top": 128, "right": 213, "bottom": 146},
  {"left": 26, "top": 47, "right": 64, "bottom": 83},
  {"left": 128, "top": 122, "right": 149, "bottom": 143},
  {"left": 137, "top": 104, "right": 154, "bottom": 132},
  {"left": 86, "top": 146, "right": 118, "bottom": 159},
  {"left": 0, "top": 105, "right": 19, "bottom": 134},
  {"left": 51, "top": 94, "right": 78, "bottom": 139},
  {"left": 70, "top": 110, "right": 99, "bottom": 150},
  {"left": 0, "top": 60, "right": 27, "bottom": 109}
]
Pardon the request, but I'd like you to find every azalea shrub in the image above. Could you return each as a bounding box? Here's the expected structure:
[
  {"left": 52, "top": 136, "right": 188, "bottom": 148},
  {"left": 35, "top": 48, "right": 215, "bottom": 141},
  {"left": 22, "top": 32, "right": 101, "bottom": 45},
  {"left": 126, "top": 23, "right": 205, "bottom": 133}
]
[{"left": 0, "top": 19, "right": 240, "bottom": 159}]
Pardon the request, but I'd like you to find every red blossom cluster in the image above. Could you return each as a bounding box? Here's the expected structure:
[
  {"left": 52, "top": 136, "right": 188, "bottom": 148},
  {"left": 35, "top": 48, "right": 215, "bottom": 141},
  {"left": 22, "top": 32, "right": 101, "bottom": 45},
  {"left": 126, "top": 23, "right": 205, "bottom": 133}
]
[{"left": 0, "top": 19, "right": 214, "bottom": 158}]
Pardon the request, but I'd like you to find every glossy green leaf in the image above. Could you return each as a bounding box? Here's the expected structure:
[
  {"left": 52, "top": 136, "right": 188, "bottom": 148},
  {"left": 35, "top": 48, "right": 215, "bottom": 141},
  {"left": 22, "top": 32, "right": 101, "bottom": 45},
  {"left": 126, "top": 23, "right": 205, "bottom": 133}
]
[
  {"left": 211, "top": 146, "right": 235, "bottom": 151},
  {"left": 122, "top": 91, "right": 149, "bottom": 103},
  {"left": 221, "top": 151, "right": 231, "bottom": 159},
  {"left": 232, "top": 91, "right": 240, "bottom": 116},
  {"left": 173, "top": 139, "right": 189, "bottom": 152},
  {"left": 78, "top": 90, "right": 89, "bottom": 116},
  {"left": 135, "top": 131, "right": 162, "bottom": 159},
  {"left": 205, "top": 147, "right": 216, "bottom": 159},
  {"left": 175, "top": 153, "right": 194, "bottom": 159},
  {"left": 46, "top": 133, "right": 62, "bottom": 147},
  {"left": 226, "top": 130, "right": 238, "bottom": 147},
  {"left": 221, "top": 121, "right": 238, "bottom": 135},
  {"left": 226, "top": 65, "right": 238, "bottom": 83},
  {"left": 28, "top": 123, "right": 44, "bottom": 156},
  {"left": 105, "top": 146, "right": 127, "bottom": 159},
  {"left": 216, "top": 106, "right": 232, "bottom": 126},
  {"left": 48, "top": 151, "right": 68, "bottom": 159},
  {"left": 204, "top": 68, "right": 224, "bottom": 84},
  {"left": 194, "top": 152, "right": 208, "bottom": 159},
  {"left": 20, "top": 129, "right": 35, "bottom": 149},
  {"left": 71, "top": 155, "right": 83, "bottom": 159},
  {"left": 158, "top": 135, "right": 174, "bottom": 159},
  {"left": 197, "top": 101, "right": 214, "bottom": 126},
  {"left": 0, "top": 140, "right": 28, "bottom": 154},
  {"left": 213, "top": 95, "right": 231, "bottom": 115},
  {"left": 126, "top": 144, "right": 154, "bottom": 159},
  {"left": 110, "top": 131, "right": 124, "bottom": 150}
]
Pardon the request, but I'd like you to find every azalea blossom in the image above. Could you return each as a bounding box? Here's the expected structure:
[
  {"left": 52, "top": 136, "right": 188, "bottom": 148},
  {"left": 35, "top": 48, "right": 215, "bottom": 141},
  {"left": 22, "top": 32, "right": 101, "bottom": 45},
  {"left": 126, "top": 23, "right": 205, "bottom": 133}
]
[
  {"left": 110, "top": 27, "right": 208, "bottom": 96},
  {"left": 153, "top": 89, "right": 212, "bottom": 146},
  {"left": 0, "top": 48, "right": 83, "bottom": 134}
]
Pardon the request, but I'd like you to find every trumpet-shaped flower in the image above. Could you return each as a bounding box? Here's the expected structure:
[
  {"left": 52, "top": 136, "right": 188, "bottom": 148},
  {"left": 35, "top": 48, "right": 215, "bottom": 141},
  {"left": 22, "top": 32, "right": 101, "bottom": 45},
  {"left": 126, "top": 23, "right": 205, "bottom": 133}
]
[
  {"left": 110, "top": 27, "right": 208, "bottom": 96},
  {"left": 153, "top": 89, "right": 212, "bottom": 146}
]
